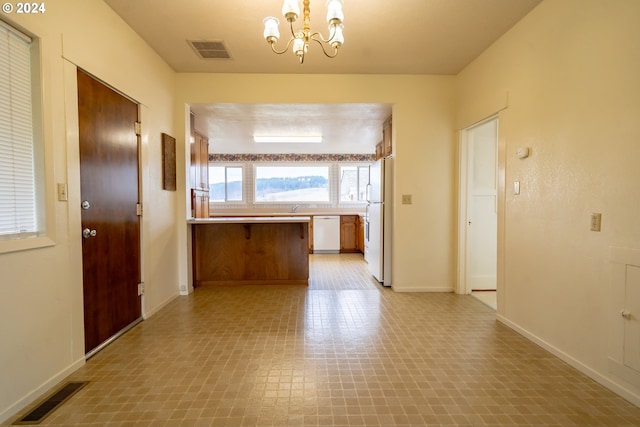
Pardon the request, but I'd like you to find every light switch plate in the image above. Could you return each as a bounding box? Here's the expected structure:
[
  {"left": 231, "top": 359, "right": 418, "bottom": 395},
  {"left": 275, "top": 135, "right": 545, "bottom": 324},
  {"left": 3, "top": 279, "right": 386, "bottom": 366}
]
[
  {"left": 590, "top": 213, "right": 602, "bottom": 232},
  {"left": 402, "top": 194, "right": 412, "bottom": 204},
  {"left": 513, "top": 181, "right": 520, "bottom": 195},
  {"left": 57, "top": 183, "right": 68, "bottom": 201}
]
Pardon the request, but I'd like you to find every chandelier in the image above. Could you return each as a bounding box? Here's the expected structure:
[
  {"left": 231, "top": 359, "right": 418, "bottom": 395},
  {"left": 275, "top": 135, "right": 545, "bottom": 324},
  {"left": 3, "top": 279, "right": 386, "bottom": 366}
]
[{"left": 263, "top": 0, "right": 344, "bottom": 64}]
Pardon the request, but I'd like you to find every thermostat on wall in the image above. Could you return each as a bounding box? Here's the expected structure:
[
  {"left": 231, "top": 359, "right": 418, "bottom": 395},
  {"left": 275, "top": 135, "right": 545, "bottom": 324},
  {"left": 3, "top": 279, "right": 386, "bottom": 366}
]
[{"left": 517, "top": 147, "right": 530, "bottom": 159}]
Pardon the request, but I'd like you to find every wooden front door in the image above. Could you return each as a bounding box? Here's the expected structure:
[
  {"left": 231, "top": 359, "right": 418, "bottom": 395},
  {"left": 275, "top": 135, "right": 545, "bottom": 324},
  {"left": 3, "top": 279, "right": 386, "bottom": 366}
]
[{"left": 77, "top": 69, "right": 141, "bottom": 355}]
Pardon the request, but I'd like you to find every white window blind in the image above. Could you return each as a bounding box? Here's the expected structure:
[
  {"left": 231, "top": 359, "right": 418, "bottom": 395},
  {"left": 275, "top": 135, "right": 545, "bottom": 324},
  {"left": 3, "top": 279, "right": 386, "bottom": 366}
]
[{"left": 0, "top": 21, "right": 37, "bottom": 239}]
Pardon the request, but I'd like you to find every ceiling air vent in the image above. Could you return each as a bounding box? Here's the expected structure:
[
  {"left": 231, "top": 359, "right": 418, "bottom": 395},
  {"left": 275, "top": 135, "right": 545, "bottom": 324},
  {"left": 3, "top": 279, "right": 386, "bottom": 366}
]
[{"left": 188, "top": 40, "right": 232, "bottom": 60}]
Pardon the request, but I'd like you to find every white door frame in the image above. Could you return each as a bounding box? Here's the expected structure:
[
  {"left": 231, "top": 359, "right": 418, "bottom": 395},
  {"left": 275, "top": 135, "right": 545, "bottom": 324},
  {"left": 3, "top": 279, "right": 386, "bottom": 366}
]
[{"left": 456, "top": 115, "right": 499, "bottom": 295}]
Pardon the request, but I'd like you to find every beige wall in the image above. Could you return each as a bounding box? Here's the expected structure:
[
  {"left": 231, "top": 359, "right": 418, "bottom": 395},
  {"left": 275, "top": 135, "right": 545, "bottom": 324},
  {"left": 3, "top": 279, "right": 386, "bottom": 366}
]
[
  {"left": 0, "top": 0, "right": 179, "bottom": 421},
  {"left": 456, "top": 0, "right": 640, "bottom": 404},
  {"left": 174, "top": 74, "right": 457, "bottom": 293}
]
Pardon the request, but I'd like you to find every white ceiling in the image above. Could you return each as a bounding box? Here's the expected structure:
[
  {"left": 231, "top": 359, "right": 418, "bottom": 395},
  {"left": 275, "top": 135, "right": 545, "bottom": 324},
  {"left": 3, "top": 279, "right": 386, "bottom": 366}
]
[
  {"left": 104, "top": 0, "right": 542, "bottom": 154},
  {"left": 190, "top": 103, "right": 392, "bottom": 154},
  {"left": 104, "top": 0, "right": 542, "bottom": 75}
]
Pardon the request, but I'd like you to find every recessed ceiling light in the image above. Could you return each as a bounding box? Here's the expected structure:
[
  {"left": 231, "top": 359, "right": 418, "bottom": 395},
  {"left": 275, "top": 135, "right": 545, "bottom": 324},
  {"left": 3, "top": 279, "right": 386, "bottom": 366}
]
[{"left": 253, "top": 136, "right": 322, "bottom": 143}]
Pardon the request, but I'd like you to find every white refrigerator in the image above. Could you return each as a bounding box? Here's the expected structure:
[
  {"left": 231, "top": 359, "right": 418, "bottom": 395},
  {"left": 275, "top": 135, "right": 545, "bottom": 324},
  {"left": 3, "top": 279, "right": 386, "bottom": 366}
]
[{"left": 365, "top": 157, "right": 392, "bottom": 286}]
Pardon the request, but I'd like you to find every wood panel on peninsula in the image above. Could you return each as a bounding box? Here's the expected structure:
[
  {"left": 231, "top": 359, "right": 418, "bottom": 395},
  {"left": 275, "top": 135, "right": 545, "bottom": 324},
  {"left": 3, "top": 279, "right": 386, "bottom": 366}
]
[{"left": 189, "top": 217, "right": 310, "bottom": 286}]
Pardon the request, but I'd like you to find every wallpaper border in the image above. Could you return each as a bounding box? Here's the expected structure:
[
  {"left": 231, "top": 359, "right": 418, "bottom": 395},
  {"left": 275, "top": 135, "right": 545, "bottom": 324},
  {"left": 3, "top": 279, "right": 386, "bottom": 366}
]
[{"left": 209, "top": 153, "right": 375, "bottom": 162}]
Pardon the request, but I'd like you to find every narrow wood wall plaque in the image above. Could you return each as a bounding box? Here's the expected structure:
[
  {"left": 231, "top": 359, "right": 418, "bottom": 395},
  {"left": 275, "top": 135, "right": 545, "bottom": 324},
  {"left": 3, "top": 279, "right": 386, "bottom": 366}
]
[{"left": 161, "top": 133, "right": 176, "bottom": 191}]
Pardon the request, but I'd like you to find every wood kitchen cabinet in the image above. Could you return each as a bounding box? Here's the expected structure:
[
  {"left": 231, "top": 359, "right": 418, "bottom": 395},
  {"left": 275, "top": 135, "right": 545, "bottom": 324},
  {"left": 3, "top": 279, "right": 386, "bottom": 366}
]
[
  {"left": 382, "top": 115, "right": 393, "bottom": 158},
  {"left": 375, "top": 142, "right": 383, "bottom": 160},
  {"left": 191, "top": 189, "right": 209, "bottom": 218},
  {"left": 308, "top": 217, "right": 314, "bottom": 253},
  {"left": 375, "top": 115, "right": 393, "bottom": 160},
  {"left": 340, "top": 215, "right": 359, "bottom": 253},
  {"left": 357, "top": 215, "right": 365, "bottom": 253},
  {"left": 191, "top": 131, "right": 209, "bottom": 191},
  {"left": 190, "top": 112, "right": 210, "bottom": 218},
  {"left": 191, "top": 218, "right": 309, "bottom": 286}
]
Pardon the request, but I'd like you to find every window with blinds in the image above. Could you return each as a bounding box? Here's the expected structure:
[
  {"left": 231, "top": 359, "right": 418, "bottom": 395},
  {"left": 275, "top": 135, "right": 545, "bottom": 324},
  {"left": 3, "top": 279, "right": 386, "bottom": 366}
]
[{"left": 0, "top": 21, "right": 39, "bottom": 240}]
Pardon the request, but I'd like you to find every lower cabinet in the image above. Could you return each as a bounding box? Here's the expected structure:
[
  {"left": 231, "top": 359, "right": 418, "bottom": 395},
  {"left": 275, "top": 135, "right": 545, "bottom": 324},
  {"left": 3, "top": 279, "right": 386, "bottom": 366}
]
[
  {"left": 192, "top": 221, "right": 309, "bottom": 286},
  {"left": 340, "top": 215, "right": 359, "bottom": 253},
  {"left": 306, "top": 214, "right": 364, "bottom": 254},
  {"left": 308, "top": 217, "right": 314, "bottom": 253},
  {"left": 357, "top": 215, "right": 365, "bottom": 253}
]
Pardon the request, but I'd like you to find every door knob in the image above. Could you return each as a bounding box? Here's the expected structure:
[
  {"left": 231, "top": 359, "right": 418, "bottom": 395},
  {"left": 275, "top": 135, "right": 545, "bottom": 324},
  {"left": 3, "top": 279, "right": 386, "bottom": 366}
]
[
  {"left": 81, "top": 200, "right": 91, "bottom": 210},
  {"left": 621, "top": 309, "right": 632, "bottom": 319},
  {"left": 82, "top": 228, "right": 97, "bottom": 239}
]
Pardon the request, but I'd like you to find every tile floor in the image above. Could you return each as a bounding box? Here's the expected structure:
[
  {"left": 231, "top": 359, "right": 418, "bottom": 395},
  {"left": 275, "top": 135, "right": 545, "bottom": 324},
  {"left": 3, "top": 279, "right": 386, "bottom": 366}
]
[{"left": 7, "top": 253, "right": 640, "bottom": 426}]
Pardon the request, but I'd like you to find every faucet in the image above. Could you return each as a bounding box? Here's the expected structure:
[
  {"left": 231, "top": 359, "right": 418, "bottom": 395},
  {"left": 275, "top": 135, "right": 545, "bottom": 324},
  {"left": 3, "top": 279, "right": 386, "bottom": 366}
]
[{"left": 291, "top": 204, "right": 301, "bottom": 213}]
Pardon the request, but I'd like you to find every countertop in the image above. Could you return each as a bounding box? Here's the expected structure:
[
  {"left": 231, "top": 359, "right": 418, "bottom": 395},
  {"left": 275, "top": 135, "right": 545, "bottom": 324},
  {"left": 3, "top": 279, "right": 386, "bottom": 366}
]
[
  {"left": 208, "top": 212, "right": 365, "bottom": 217},
  {"left": 188, "top": 216, "right": 311, "bottom": 224}
]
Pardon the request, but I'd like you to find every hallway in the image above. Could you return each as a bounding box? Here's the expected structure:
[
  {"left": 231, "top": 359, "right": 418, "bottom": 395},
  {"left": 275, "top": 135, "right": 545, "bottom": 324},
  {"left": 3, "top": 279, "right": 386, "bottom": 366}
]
[{"left": 8, "top": 254, "right": 640, "bottom": 426}]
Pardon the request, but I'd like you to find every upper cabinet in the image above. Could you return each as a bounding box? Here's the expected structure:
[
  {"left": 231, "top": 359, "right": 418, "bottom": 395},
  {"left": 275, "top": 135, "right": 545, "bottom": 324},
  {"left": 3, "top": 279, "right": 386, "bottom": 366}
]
[
  {"left": 192, "top": 131, "right": 209, "bottom": 191},
  {"left": 190, "top": 112, "right": 209, "bottom": 191},
  {"left": 376, "top": 115, "right": 393, "bottom": 160},
  {"left": 383, "top": 115, "right": 392, "bottom": 157},
  {"left": 190, "top": 112, "right": 210, "bottom": 218}
]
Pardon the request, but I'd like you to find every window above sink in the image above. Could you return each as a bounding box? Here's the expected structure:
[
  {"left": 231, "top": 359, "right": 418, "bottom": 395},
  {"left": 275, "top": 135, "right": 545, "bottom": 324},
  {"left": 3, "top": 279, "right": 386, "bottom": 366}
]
[
  {"left": 209, "top": 154, "right": 373, "bottom": 209},
  {"left": 255, "top": 165, "right": 330, "bottom": 203}
]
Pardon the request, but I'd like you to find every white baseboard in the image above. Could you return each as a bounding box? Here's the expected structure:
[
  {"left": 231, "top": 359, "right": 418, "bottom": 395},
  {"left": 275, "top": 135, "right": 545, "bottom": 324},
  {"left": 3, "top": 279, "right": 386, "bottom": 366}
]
[
  {"left": 2, "top": 290, "right": 182, "bottom": 424},
  {"left": 2, "top": 290, "right": 180, "bottom": 424},
  {"left": 609, "top": 358, "right": 640, "bottom": 390},
  {"left": 391, "top": 285, "right": 453, "bottom": 293},
  {"left": 0, "top": 357, "right": 86, "bottom": 424},
  {"left": 143, "top": 292, "right": 179, "bottom": 319},
  {"left": 496, "top": 314, "right": 640, "bottom": 407}
]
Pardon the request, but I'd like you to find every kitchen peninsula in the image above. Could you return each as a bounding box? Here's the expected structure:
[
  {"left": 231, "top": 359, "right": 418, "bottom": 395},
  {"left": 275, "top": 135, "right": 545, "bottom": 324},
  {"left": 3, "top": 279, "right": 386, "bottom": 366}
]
[{"left": 189, "top": 216, "right": 310, "bottom": 286}]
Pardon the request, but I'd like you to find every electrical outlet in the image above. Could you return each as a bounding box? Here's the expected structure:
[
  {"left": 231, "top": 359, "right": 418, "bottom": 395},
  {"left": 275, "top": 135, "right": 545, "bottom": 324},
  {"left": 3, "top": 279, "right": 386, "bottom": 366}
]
[
  {"left": 402, "top": 194, "right": 412, "bottom": 204},
  {"left": 590, "top": 213, "right": 602, "bottom": 232}
]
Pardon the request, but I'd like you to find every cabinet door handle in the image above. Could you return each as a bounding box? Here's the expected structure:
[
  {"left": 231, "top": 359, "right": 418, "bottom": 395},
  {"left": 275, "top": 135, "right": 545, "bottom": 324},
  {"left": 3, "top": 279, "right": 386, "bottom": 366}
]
[{"left": 621, "top": 309, "right": 631, "bottom": 319}]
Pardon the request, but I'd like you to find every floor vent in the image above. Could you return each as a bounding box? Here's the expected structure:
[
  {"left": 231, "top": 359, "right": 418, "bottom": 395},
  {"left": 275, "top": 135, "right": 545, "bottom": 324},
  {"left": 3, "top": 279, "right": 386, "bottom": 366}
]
[
  {"left": 188, "top": 40, "right": 232, "bottom": 60},
  {"left": 14, "top": 382, "right": 88, "bottom": 425}
]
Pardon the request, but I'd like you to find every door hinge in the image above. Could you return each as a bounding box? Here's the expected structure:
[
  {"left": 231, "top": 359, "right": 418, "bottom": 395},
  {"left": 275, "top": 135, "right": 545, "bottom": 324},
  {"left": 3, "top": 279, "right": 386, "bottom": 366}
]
[
  {"left": 136, "top": 203, "right": 143, "bottom": 216},
  {"left": 138, "top": 282, "right": 145, "bottom": 296},
  {"left": 134, "top": 121, "right": 141, "bottom": 136}
]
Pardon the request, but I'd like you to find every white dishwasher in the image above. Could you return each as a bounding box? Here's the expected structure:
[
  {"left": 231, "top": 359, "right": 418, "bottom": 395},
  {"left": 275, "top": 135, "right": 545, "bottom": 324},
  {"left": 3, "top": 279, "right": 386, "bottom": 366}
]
[{"left": 313, "top": 216, "right": 340, "bottom": 253}]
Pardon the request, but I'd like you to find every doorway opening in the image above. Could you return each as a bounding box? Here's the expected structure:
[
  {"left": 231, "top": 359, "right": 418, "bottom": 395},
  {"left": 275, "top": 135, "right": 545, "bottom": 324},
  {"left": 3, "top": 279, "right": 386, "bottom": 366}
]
[{"left": 458, "top": 116, "right": 498, "bottom": 310}]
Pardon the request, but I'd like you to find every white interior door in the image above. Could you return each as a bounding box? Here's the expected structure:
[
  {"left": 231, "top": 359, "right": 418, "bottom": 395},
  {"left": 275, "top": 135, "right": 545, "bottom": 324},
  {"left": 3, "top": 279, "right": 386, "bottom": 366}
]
[
  {"left": 465, "top": 118, "right": 497, "bottom": 291},
  {"left": 624, "top": 265, "right": 640, "bottom": 372}
]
